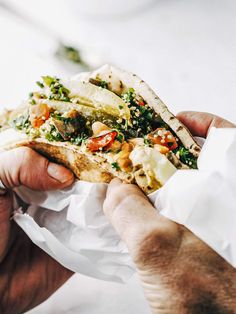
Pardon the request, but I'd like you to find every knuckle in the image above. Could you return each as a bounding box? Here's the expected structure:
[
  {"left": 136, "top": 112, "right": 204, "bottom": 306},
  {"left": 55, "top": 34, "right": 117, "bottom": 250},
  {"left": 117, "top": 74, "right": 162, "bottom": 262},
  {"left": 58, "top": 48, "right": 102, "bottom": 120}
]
[
  {"left": 15, "top": 147, "right": 36, "bottom": 163},
  {"left": 132, "top": 225, "right": 181, "bottom": 270}
]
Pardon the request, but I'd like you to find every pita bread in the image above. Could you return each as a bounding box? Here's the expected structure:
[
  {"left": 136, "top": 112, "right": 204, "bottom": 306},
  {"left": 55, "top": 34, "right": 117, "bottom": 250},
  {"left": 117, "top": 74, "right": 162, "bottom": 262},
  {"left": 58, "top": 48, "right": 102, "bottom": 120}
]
[{"left": 0, "top": 65, "right": 201, "bottom": 194}]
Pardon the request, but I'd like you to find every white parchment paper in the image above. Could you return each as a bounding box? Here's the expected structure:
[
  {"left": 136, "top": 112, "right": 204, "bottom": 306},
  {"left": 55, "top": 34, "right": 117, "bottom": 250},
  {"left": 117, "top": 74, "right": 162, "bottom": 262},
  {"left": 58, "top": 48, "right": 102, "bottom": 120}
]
[{"left": 13, "top": 127, "right": 236, "bottom": 283}]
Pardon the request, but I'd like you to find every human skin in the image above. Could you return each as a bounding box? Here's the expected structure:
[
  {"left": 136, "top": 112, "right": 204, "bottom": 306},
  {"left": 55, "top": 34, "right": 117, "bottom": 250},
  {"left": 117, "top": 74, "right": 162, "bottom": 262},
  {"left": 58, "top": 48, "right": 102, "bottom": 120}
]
[
  {"left": 0, "top": 147, "right": 74, "bottom": 314},
  {"left": 103, "top": 112, "right": 236, "bottom": 313}
]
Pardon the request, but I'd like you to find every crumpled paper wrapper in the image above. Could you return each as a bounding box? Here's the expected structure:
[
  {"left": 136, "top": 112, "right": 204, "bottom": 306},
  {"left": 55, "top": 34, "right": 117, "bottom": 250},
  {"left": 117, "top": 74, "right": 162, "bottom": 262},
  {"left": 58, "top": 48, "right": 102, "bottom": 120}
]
[
  {"left": 13, "top": 127, "right": 236, "bottom": 283},
  {"left": 152, "top": 127, "right": 236, "bottom": 267}
]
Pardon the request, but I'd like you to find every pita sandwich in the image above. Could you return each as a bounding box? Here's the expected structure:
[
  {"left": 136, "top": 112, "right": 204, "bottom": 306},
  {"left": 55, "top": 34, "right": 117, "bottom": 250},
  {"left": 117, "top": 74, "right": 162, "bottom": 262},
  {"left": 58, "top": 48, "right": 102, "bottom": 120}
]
[{"left": 0, "top": 65, "right": 201, "bottom": 194}]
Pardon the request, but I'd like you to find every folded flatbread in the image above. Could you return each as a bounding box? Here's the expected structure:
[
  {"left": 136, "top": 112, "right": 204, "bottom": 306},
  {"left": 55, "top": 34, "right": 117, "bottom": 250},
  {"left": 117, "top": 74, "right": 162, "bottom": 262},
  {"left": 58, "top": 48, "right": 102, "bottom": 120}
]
[{"left": 0, "top": 65, "right": 201, "bottom": 194}]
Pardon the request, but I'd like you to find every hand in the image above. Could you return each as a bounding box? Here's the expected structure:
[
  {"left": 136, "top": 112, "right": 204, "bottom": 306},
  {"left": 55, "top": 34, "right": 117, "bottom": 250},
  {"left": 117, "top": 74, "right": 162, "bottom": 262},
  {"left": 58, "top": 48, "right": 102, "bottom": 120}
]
[
  {"left": 103, "top": 112, "right": 236, "bottom": 313},
  {"left": 0, "top": 147, "right": 74, "bottom": 314}
]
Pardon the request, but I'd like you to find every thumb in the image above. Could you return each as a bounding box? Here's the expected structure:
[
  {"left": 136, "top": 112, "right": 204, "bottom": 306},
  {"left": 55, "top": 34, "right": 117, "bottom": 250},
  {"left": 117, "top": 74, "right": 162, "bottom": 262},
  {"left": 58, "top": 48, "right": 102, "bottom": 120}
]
[
  {"left": 103, "top": 179, "right": 161, "bottom": 249},
  {"left": 0, "top": 147, "right": 74, "bottom": 190}
]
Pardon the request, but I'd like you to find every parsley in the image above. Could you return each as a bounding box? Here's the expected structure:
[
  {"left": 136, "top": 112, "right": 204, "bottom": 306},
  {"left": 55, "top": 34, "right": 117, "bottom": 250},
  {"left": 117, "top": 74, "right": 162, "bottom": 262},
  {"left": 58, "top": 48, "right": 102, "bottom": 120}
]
[
  {"left": 121, "top": 88, "right": 135, "bottom": 104},
  {"left": 44, "top": 125, "right": 63, "bottom": 142},
  {"left": 144, "top": 137, "right": 153, "bottom": 147},
  {"left": 30, "top": 99, "right": 36, "bottom": 105},
  {"left": 100, "top": 80, "right": 108, "bottom": 89},
  {"left": 71, "top": 133, "right": 88, "bottom": 145},
  {"left": 89, "top": 78, "right": 108, "bottom": 89},
  {"left": 36, "top": 81, "right": 44, "bottom": 88},
  {"left": 111, "top": 162, "right": 120, "bottom": 171},
  {"left": 56, "top": 44, "right": 84, "bottom": 64},
  {"left": 42, "top": 76, "right": 56, "bottom": 87},
  {"left": 120, "top": 88, "right": 159, "bottom": 138},
  {"left": 174, "top": 146, "right": 198, "bottom": 169},
  {"left": 12, "top": 113, "right": 30, "bottom": 132},
  {"left": 116, "top": 133, "right": 124, "bottom": 143},
  {"left": 43, "top": 77, "right": 71, "bottom": 102}
]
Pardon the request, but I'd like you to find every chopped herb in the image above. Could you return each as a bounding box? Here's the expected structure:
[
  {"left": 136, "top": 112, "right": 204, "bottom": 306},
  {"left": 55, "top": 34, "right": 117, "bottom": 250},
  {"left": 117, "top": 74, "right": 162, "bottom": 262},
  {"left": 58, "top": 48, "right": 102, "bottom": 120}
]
[
  {"left": 46, "top": 78, "right": 71, "bottom": 102},
  {"left": 111, "top": 162, "right": 120, "bottom": 171},
  {"left": 56, "top": 44, "right": 83, "bottom": 64},
  {"left": 89, "top": 78, "right": 108, "bottom": 89},
  {"left": 11, "top": 113, "right": 30, "bottom": 132},
  {"left": 116, "top": 133, "right": 124, "bottom": 143},
  {"left": 30, "top": 99, "right": 36, "bottom": 105},
  {"left": 71, "top": 133, "right": 88, "bottom": 145},
  {"left": 118, "top": 105, "right": 123, "bottom": 109},
  {"left": 42, "top": 76, "right": 56, "bottom": 87},
  {"left": 29, "top": 92, "right": 34, "bottom": 98},
  {"left": 173, "top": 146, "right": 198, "bottom": 169},
  {"left": 100, "top": 80, "right": 108, "bottom": 89},
  {"left": 44, "top": 125, "right": 63, "bottom": 142},
  {"left": 50, "top": 112, "right": 90, "bottom": 142},
  {"left": 144, "top": 137, "right": 153, "bottom": 147},
  {"left": 36, "top": 81, "right": 44, "bottom": 88},
  {"left": 120, "top": 88, "right": 162, "bottom": 139}
]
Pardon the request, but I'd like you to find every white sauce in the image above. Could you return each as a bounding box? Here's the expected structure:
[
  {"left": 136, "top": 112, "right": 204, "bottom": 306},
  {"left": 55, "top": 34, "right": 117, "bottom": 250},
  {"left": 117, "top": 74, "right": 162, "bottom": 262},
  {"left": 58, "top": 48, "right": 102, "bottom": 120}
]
[{"left": 129, "top": 145, "right": 177, "bottom": 185}]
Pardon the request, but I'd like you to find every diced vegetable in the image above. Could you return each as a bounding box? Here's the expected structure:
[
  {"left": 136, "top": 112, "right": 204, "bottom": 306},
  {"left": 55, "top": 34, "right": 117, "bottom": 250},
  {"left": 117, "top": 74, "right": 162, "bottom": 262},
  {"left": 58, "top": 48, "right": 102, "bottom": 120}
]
[
  {"left": 29, "top": 103, "right": 50, "bottom": 128},
  {"left": 147, "top": 128, "right": 178, "bottom": 151},
  {"left": 86, "top": 131, "right": 117, "bottom": 152}
]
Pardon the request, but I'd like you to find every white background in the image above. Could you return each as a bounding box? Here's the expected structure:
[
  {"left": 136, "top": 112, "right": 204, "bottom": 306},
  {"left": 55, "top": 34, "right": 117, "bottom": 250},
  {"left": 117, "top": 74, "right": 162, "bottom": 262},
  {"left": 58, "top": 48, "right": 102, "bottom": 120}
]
[{"left": 0, "top": 0, "right": 236, "bottom": 313}]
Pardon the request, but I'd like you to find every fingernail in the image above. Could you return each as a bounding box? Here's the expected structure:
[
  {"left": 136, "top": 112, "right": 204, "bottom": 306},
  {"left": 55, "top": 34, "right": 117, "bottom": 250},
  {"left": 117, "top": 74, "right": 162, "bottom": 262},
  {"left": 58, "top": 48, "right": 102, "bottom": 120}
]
[{"left": 47, "top": 163, "right": 74, "bottom": 183}]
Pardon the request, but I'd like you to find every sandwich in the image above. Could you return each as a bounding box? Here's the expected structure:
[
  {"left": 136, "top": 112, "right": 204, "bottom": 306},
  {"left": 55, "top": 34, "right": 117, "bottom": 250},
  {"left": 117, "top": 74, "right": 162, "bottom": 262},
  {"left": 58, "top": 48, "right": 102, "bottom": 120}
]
[{"left": 0, "top": 65, "right": 201, "bottom": 194}]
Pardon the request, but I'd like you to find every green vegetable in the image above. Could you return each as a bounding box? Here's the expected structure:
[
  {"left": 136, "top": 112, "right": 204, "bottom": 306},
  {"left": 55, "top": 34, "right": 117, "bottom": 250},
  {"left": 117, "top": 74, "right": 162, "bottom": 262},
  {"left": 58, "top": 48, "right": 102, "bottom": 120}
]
[
  {"left": 11, "top": 113, "right": 30, "bottom": 132},
  {"left": 174, "top": 146, "right": 198, "bottom": 169},
  {"left": 36, "top": 81, "right": 44, "bottom": 88},
  {"left": 116, "top": 133, "right": 124, "bottom": 143},
  {"left": 56, "top": 44, "right": 84, "bottom": 64},
  {"left": 42, "top": 76, "right": 56, "bottom": 87},
  {"left": 111, "top": 162, "right": 121, "bottom": 171},
  {"left": 30, "top": 99, "right": 36, "bottom": 105},
  {"left": 144, "top": 137, "right": 153, "bottom": 147},
  {"left": 47, "top": 78, "right": 71, "bottom": 102},
  {"left": 99, "top": 80, "right": 108, "bottom": 89},
  {"left": 44, "top": 125, "right": 63, "bottom": 142},
  {"left": 71, "top": 133, "right": 88, "bottom": 145},
  {"left": 120, "top": 88, "right": 162, "bottom": 138}
]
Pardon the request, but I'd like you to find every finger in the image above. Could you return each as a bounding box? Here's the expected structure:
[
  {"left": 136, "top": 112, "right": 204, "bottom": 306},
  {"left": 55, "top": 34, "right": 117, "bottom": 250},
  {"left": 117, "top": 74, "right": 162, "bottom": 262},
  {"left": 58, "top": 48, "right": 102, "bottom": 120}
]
[
  {"left": 177, "top": 111, "right": 235, "bottom": 138},
  {"left": 0, "top": 147, "right": 74, "bottom": 190},
  {"left": 103, "top": 179, "right": 160, "bottom": 248},
  {"left": 0, "top": 192, "right": 12, "bottom": 260}
]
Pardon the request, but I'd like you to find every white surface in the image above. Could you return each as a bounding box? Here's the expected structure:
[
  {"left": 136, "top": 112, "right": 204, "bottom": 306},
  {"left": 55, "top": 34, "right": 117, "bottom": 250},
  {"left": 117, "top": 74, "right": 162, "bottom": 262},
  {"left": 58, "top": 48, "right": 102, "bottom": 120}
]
[{"left": 0, "top": 0, "right": 236, "bottom": 313}]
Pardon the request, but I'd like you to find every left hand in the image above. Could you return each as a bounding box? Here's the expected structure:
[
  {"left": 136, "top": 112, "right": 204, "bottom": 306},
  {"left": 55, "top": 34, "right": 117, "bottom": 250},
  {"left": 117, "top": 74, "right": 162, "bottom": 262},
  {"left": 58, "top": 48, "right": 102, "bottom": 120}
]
[{"left": 0, "top": 147, "right": 74, "bottom": 314}]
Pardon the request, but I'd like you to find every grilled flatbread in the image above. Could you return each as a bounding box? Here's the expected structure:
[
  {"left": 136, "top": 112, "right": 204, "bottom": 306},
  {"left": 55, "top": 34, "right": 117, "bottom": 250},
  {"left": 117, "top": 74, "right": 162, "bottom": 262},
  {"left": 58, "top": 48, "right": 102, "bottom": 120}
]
[{"left": 0, "top": 65, "right": 201, "bottom": 194}]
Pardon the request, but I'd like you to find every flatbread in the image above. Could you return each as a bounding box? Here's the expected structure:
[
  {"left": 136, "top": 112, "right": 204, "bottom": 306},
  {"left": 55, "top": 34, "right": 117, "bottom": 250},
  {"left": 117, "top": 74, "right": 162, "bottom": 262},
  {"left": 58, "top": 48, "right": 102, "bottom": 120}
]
[
  {"left": 76, "top": 64, "right": 201, "bottom": 157},
  {"left": 0, "top": 65, "right": 201, "bottom": 194}
]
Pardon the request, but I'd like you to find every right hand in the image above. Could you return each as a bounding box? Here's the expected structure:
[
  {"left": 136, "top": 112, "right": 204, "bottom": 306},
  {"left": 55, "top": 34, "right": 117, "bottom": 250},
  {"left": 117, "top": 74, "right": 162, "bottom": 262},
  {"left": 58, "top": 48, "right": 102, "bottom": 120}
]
[
  {"left": 103, "top": 112, "right": 236, "bottom": 314},
  {"left": 176, "top": 111, "right": 235, "bottom": 136}
]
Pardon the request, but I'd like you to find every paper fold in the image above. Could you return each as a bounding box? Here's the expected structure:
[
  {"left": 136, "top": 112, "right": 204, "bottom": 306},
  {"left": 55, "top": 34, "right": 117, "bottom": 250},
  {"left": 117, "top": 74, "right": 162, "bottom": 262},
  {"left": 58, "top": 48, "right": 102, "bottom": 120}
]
[{"left": 13, "top": 128, "right": 236, "bottom": 283}]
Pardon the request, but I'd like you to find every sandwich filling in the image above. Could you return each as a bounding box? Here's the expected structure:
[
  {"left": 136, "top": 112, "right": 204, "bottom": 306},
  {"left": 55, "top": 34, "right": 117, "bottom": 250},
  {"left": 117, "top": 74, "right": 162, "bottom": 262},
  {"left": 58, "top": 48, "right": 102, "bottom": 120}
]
[{"left": 9, "top": 76, "right": 198, "bottom": 191}]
